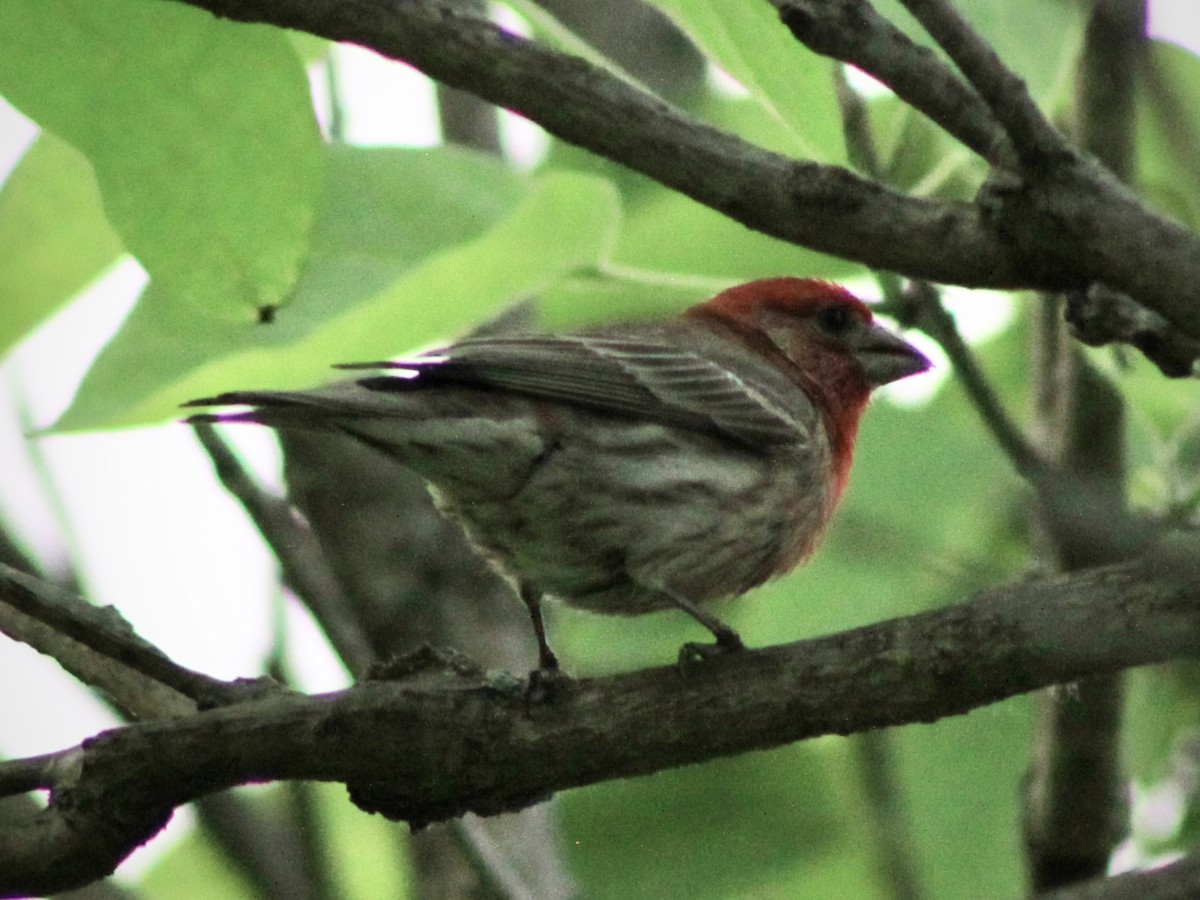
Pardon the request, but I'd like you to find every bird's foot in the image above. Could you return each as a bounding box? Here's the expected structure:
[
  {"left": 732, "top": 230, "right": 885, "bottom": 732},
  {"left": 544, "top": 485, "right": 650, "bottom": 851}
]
[
  {"left": 677, "top": 626, "right": 745, "bottom": 667},
  {"left": 525, "top": 663, "right": 573, "bottom": 705}
]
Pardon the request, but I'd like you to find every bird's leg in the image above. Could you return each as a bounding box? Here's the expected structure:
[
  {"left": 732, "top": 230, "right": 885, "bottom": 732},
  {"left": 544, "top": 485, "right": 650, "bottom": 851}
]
[
  {"left": 519, "top": 583, "right": 560, "bottom": 672},
  {"left": 519, "top": 584, "right": 572, "bottom": 704},
  {"left": 655, "top": 584, "right": 745, "bottom": 662}
]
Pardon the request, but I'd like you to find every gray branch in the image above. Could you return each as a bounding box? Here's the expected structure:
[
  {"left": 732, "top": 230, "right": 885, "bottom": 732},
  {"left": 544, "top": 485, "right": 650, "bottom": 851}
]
[{"left": 4, "top": 546, "right": 1200, "bottom": 896}]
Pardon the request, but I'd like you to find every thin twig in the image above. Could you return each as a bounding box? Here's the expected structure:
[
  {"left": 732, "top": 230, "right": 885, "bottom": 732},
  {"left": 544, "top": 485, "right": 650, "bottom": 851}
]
[
  {"left": 195, "top": 791, "right": 333, "bottom": 900},
  {"left": 832, "top": 64, "right": 883, "bottom": 177},
  {"left": 775, "top": 0, "right": 1014, "bottom": 168},
  {"left": 904, "top": 284, "right": 1045, "bottom": 485},
  {"left": 833, "top": 70, "right": 1045, "bottom": 487},
  {"left": 0, "top": 563, "right": 240, "bottom": 715},
  {"left": 896, "top": 0, "right": 1070, "bottom": 165},
  {"left": 0, "top": 751, "right": 64, "bottom": 797},
  {"left": 852, "top": 732, "right": 925, "bottom": 900}
]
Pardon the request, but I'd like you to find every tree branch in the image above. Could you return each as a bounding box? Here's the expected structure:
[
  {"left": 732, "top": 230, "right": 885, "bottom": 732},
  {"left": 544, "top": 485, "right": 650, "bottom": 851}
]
[
  {"left": 1023, "top": 3, "right": 1146, "bottom": 889},
  {"left": 159, "top": 0, "right": 1200, "bottom": 346},
  {"left": 775, "top": 0, "right": 1014, "bottom": 168},
  {"left": 0, "top": 563, "right": 253, "bottom": 717},
  {"left": 895, "top": 0, "right": 1069, "bottom": 166},
  {"left": 4, "top": 547, "right": 1200, "bottom": 896}
]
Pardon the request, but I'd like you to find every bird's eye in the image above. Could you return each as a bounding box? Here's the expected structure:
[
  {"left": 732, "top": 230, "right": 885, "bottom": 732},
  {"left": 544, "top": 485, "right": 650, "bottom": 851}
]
[{"left": 815, "top": 304, "right": 856, "bottom": 336}]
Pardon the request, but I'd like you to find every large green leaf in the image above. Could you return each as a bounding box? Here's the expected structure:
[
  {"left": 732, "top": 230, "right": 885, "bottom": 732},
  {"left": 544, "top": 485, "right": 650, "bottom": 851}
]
[
  {"left": 613, "top": 188, "right": 860, "bottom": 283},
  {"left": 645, "top": 0, "right": 845, "bottom": 163},
  {"left": 900, "top": 698, "right": 1031, "bottom": 898},
  {"left": 0, "top": 0, "right": 322, "bottom": 317},
  {"left": 0, "top": 132, "right": 123, "bottom": 357},
  {"left": 54, "top": 157, "right": 621, "bottom": 430},
  {"left": 561, "top": 742, "right": 858, "bottom": 899}
]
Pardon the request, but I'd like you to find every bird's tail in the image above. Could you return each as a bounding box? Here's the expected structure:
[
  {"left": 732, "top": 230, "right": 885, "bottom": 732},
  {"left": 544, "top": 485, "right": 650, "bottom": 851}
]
[{"left": 182, "top": 381, "right": 410, "bottom": 429}]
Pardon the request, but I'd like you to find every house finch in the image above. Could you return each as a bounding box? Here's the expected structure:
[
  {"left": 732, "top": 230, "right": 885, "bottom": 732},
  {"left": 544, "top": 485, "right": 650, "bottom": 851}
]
[{"left": 186, "top": 278, "right": 929, "bottom": 671}]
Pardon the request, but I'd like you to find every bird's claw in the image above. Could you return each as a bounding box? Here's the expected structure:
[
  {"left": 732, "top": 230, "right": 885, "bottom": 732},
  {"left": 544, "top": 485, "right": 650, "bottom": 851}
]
[
  {"left": 525, "top": 664, "right": 573, "bottom": 706},
  {"left": 677, "top": 629, "right": 745, "bottom": 668}
]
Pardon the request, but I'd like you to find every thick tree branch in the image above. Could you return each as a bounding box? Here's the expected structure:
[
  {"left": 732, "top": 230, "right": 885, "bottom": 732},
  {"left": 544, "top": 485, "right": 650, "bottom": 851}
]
[
  {"left": 1024, "top": 3, "right": 1145, "bottom": 890},
  {"left": 3, "top": 548, "right": 1200, "bottom": 896},
  {"left": 159, "top": 0, "right": 1200, "bottom": 346}
]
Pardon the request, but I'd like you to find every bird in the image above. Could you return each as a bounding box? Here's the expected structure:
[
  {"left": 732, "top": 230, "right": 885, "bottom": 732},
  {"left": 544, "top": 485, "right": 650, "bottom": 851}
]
[{"left": 185, "top": 277, "right": 930, "bottom": 672}]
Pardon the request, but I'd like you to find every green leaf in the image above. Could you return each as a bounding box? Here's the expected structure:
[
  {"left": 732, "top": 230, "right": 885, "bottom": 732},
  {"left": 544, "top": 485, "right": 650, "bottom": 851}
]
[
  {"left": 900, "top": 698, "right": 1031, "bottom": 898},
  {"left": 54, "top": 157, "right": 621, "bottom": 431},
  {"left": 561, "top": 744, "right": 852, "bottom": 899},
  {"left": 0, "top": 0, "right": 323, "bottom": 317},
  {"left": 645, "top": 0, "right": 845, "bottom": 162},
  {"left": 613, "top": 188, "right": 860, "bottom": 282},
  {"left": 868, "top": 96, "right": 983, "bottom": 199},
  {"left": 0, "top": 132, "right": 122, "bottom": 357}
]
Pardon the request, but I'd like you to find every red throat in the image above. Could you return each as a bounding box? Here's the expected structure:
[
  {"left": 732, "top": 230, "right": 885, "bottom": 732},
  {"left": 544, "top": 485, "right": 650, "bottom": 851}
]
[
  {"left": 688, "top": 277, "right": 874, "bottom": 506},
  {"left": 827, "top": 408, "right": 863, "bottom": 503}
]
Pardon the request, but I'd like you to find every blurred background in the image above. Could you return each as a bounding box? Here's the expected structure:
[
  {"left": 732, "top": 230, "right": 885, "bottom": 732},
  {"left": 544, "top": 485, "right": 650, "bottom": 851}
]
[{"left": 2, "top": 0, "right": 1200, "bottom": 896}]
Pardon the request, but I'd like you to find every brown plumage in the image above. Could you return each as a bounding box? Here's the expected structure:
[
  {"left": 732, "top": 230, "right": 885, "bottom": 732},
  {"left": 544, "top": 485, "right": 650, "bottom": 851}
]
[{"left": 186, "top": 278, "right": 930, "bottom": 670}]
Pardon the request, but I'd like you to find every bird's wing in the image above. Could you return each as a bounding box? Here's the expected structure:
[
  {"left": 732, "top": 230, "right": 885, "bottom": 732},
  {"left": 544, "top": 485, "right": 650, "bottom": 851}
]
[{"left": 349, "top": 335, "right": 808, "bottom": 447}]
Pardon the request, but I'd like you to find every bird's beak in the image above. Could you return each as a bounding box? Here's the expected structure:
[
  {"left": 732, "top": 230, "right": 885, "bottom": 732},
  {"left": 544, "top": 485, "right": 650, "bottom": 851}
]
[{"left": 857, "top": 323, "right": 932, "bottom": 388}]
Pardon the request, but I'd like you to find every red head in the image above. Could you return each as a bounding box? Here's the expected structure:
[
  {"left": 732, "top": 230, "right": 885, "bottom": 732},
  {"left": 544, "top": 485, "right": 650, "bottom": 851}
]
[{"left": 687, "top": 278, "right": 930, "bottom": 497}]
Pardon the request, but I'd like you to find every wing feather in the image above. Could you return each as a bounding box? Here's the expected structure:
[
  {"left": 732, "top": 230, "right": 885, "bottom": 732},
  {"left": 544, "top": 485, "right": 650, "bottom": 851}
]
[{"left": 354, "top": 334, "right": 808, "bottom": 447}]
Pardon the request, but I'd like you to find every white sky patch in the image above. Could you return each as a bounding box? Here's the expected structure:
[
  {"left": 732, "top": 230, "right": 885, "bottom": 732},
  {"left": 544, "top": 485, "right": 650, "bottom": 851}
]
[
  {"left": 0, "top": 96, "right": 36, "bottom": 179},
  {"left": 284, "top": 593, "right": 354, "bottom": 693},
  {"left": 490, "top": 3, "right": 554, "bottom": 169},
  {"left": 491, "top": 1, "right": 532, "bottom": 37},
  {"left": 0, "top": 255, "right": 281, "bottom": 753},
  {"left": 307, "top": 57, "right": 334, "bottom": 139},
  {"left": 329, "top": 43, "right": 440, "bottom": 147},
  {"left": 500, "top": 108, "right": 551, "bottom": 170},
  {"left": 940, "top": 286, "right": 1016, "bottom": 344},
  {"left": 0, "top": 258, "right": 145, "bottom": 572},
  {"left": 1150, "top": 0, "right": 1200, "bottom": 55},
  {"left": 843, "top": 65, "right": 891, "bottom": 98}
]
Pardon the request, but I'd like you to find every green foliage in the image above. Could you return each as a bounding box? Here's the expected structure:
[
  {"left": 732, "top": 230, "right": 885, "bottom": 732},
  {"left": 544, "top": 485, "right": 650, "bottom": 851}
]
[
  {"left": 54, "top": 152, "right": 617, "bottom": 429},
  {"left": 0, "top": 0, "right": 323, "bottom": 318},
  {"left": 646, "top": 0, "right": 845, "bottom": 162},
  {"left": 0, "top": 132, "right": 122, "bottom": 355},
  {"left": 560, "top": 743, "right": 871, "bottom": 899},
  {"left": 2, "top": 0, "right": 1199, "bottom": 897}
]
